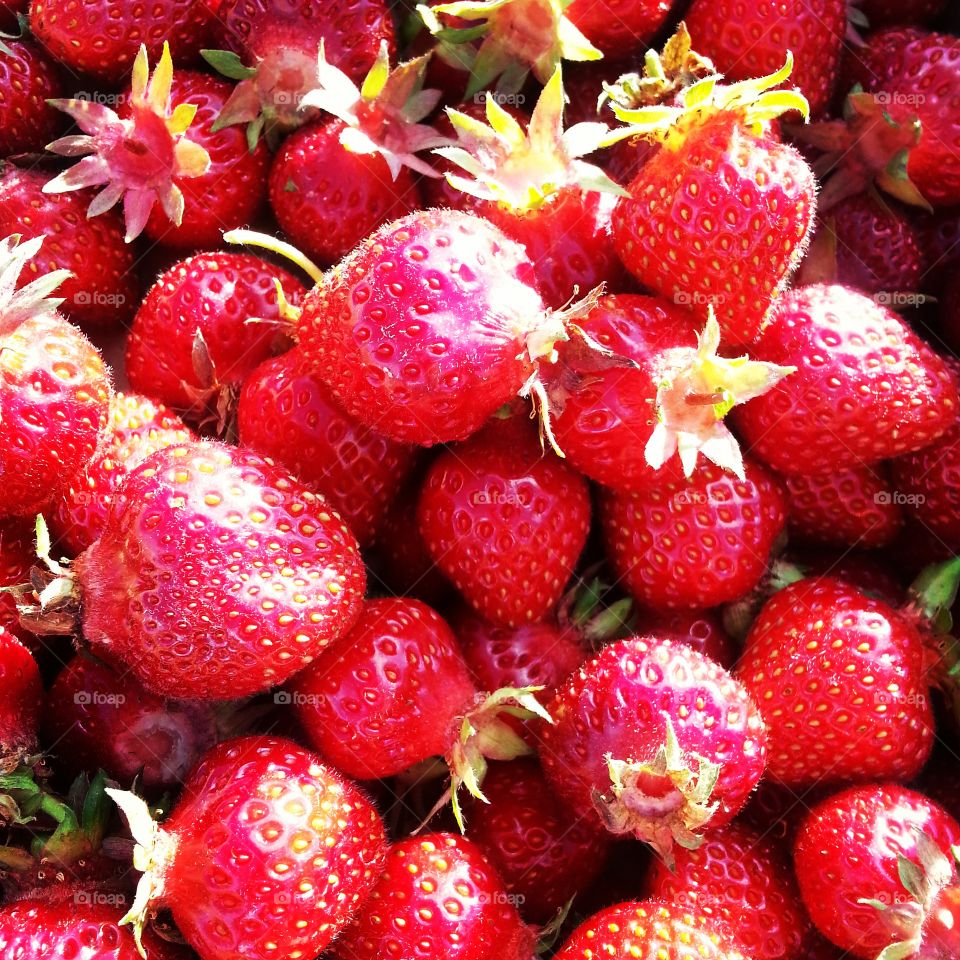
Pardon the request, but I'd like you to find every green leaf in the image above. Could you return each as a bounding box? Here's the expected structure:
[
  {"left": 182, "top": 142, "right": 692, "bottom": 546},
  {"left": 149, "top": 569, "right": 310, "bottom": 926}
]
[{"left": 200, "top": 49, "right": 257, "bottom": 81}]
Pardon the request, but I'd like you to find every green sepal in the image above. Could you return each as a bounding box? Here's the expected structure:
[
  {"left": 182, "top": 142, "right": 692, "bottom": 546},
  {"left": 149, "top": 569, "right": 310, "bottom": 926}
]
[{"left": 200, "top": 48, "right": 257, "bottom": 81}]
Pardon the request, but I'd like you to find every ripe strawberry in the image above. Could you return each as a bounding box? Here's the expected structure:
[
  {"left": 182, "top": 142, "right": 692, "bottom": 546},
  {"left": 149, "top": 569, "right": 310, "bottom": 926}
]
[
  {"left": 465, "top": 758, "right": 612, "bottom": 923},
  {"left": 0, "top": 37, "right": 64, "bottom": 156},
  {"left": 417, "top": 422, "right": 591, "bottom": 626},
  {"left": 737, "top": 576, "right": 935, "bottom": 788},
  {"left": 794, "top": 784, "right": 960, "bottom": 960},
  {"left": 566, "top": 0, "right": 675, "bottom": 57},
  {"left": 35, "top": 440, "right": 366, "bottom": 700},
  {"left": 0, "top": 234, "right": 111, "bottom": 521},
  {"left": 0, "top": 165, "right": 137, "bottom": 329},
  {"left": 539, "top": 637, "right": 767, "bottom": 864},
  {"left": 107, "top": 735, "right": 388, "bottom": 959},
  {"left": 125, "top": 253, "right": 304, "bottom": 424},
  {"left": 435, "top": 68, "right": 627, "bottom": 307},
  {"left": 44, "top": 654, "right": 217, "bottom": 790},
  {"left": 554, "top": 900, "right": 750, "bottom": 960},
  {"left": 609, "top": 60, "right": 815, "bottom": 346},
  {"left": 685, "top": 0, "right": 845, "bottom": 115},
  {"left": 645, "top": 822, "right": 810, "bottom": 960},
  {"left": 0, "top": 627, "right": 40, "bottom": 769},
  {"left": 733, "top": 284, "right": 959, "bottom": 476},
  {"left": 633, "top": 608, "right": 737, "bottom": 669},
  {"left": 30, "top": 0, "right": 209, "bottom": 83},
  {"left": 601, "top": 457, "right": 787, "bottom": 610},
  {"left": 914, "top": 206, "right": 960, "bottom": 293},
  {"left": 0, "top": 519, "right": 34, "bottom": 645},
  {"left": 329, "top": 832, "right": 536, "bottom": 960},
  {"left": 551, "top": 294, "right": 793, "bottom": 493},
  {"left": 238, "top": 349, "right": 417, "bottom": 548}
]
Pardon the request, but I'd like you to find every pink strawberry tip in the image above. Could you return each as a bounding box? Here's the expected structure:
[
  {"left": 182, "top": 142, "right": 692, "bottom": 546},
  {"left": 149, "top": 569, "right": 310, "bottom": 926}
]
[
  {"left": 0, "top": 234, "right": 72, "bottom": 337},
  {"left": 591, "top": 715, "right": 720, "bottom": 870},
  {"left": 435, "top": 66, "right": 628, "bottom": 212},
  {"left": 417, "top": 0, "right": 602, "bottom": 97},
  {"left": 644, "top": 311, "right": 795, "bottom": 480},
  {"left": 43, "top": 42, "right": 212, "bottom": 242}
]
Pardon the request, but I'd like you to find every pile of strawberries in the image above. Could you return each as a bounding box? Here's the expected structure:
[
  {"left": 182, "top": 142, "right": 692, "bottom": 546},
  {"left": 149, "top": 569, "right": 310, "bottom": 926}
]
[{"left": 2, "top": 0, "right": 960, "bottom": 957}]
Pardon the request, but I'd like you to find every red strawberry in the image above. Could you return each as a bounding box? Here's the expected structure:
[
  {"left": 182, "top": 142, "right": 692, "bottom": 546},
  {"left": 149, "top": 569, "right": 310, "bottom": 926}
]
[
  {"left": 417, "top": 422, "right": 591, "bottom": 626},
  {"left": 554, "top": 900, "right": 750, "bottom": 960},
  {"left": 44, "top": 654, "right": 217, "bottom": 790},
  {"left": 914, "top": 206, "right": 960, "bottom": 293},
  {"left": 566, "top": 0, "right": 675, "bottom": 57},
  {"left": 0, "top": 627, "right": 40, "bottom": 768},
  {"left": 645, "top": 821, "right": 810, "bottom": 960},
  {"left": 465, "top": 758, "right": 612, "bottom": 923},
  {"left": 36, "top": 440, "right": 366, "bottom": 700},
  {"left": 858, "top": 0, "right": 945, "bottom": 25},
  {"left": 0, "top": 37, "right": 63, "bottom": 156},
  {"left": 0, "top": 235, "right": 111, "bottom": 521},
  {"left": 633, "top": 608, "right": 738, "bottom": 669},
  {"left": 733, "top": 284, "right": 959, "bottom": 476},
  {"left": 237, "top": 349, "right": 417, "bottom": 548},
  {"left": 0, "top": 165, "right": 137, "bottom": 329},
  {"left": 29, "top": 0, "right": 208, "bottom": 83},
  {"left": 794, "top": 784, "right": 960, "bottom": 960},
  {"left": 737, "top": 576, "right": 935, "bottom": 788},
  {"left": 609, "top": 61, "right": 816, "bottom": 346},
  {"left": 539, "top": 637, "right": 767, "bottom": 864},
  {"left": 107, "top": 735, "right": 388, "bottom": 959},
  {"left": 601, "top": 457, "right": 787, "bottom": 610},
  {"left": 0, "top": 519, "right": 34, "bottom": 646},
  {"left": 125, "top": 252, "right": 303, "bottom": 424},
  {"left": 50, "top": 391, "right": 194, "bottom": 555},
  {"left": 685, "top": 0, "right": 846, "bottom": 115},
  {"left": 329, "top": 832, "right": 536, "bottom": 960}
]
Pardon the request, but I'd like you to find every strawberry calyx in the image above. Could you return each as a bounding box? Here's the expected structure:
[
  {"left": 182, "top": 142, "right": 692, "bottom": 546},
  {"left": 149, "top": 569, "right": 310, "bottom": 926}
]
[
  {"left": 592, "top": 716, "right": 720, "bottom": 870},
  {"left": 435, "top": 66, "right": 627, "bottom": 212},
  {"left": 556, "top": 573, "right": 634, "bottom": 647},
  {"left": 721, "top": 558, "right": 806, "bottom": 642},
  {"left": 417, "top": 0, "right": 601, "bottom": 97},
  {"left": 0, "top": 234, "right": 71, "bottom": 338},
  {"left": 43, "top": 42, "right": 212, "bottom": 242}
]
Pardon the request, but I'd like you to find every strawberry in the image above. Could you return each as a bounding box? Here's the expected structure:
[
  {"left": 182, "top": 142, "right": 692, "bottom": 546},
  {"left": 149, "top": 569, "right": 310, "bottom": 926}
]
[
  {"left": 0, "top": 234, "right": 111, "bottom": 521},
  {"left": 417, "top": 421, "right": 591, "bottom": 626},
  {"left": 566, "top": 0, "right": 675, "bottom": 57},
  {"left": 644, "top": 821, "right": 810, "bottom": 960},
  {"left": 633, "top": 608, "right": 737, "bottom": 669},
  {"left": 914, "top": 206, "right": 960, "bottom": 293},
  {"left": 465, "top": 758, "right": 612, "bottom": 923},
  {"left": 125, "top": 253, "right": 304, "bottom": 425},
  {"left": 0, "top": 520, "right": 34, "bottom": 646},
  {"left": 539, "top": 637, "right": 767, "bottom": 864},
  {"left": 107, "top": 735, "right": 388, "bottom": 959},
  {"left": 550, "top": 294, "right": 793, "bottom": 493},
  {"left": 0, "top": 627, "right": 40, "bottom": 769},
  {"left": 29, "top": 440, "right": 366, "bottom": 699},
  {"left": 435, "top": 67, "right": 627, "bottom": 307},
  {"left": 329, "top": 832, "right": 536, "bottom": 960},
  {"left": 43, "top": 654, "right": 217, "bottom": 790},
  {"left": 237, "top": 349, "right": 417, "bottom": 548},
  {"left": 0, "top": 37, "right": 64, "bottom": 156},
  {"left": 600, "top": 457, "right": 787, "bottom": 610},
  {"left": 554, "top": 900, "right": 750, "bottom": 960},
  {"left": 736, "top": 576, "right": 935, "bottom": 788},
  {"left": 0, "top": 165, "right": 137, "bottom": 329},
  {"left": 794, "top": 784, "right": 960, "bottom": 960},
  {"left": 858, "top": 0, "right": 946, "bottom": 25},
  {"left": 29, "top": 0, "right": 209, "bottom": 83},
  {"left": 50, "top": 391, "right": 194, "bottom": 555},
  {"left": 685, "top": 0, "right": 846, "bottom": 115},
  {"left": 609, "top": 59, "right": 816, "bottom": 346}
]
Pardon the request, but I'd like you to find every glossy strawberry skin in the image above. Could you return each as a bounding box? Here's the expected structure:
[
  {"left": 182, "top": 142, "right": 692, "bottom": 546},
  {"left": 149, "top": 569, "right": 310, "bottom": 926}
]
[
  {"left": 126, "top": 252, "right": 304, "bottom": 415},
  {"left": 159, "top": 736, "right": 388, "bottom": 960},
  {"left": 685, "top": 0, "right": 846, "bottom": 115},
  {"left": 466, "top": 759, "right": 612, "bottom": 923},
  {"left": 0, "top": 167, "right": 137, "bottom": 329},
  {"left": 733, "top": 284, "right": 959, "bottom": 476},
  {"left": 0, "top": 313, "right": 111, "bottom": 520},
  {"left": 613, "top": 112, "right": 816, "bottom": 346},
  {"left": 269, "top": 120, "right": 421, "bottom": 267},
  {"left": 540, "top": 637, "right": 767, "bottom": 836},
  {"left": 43, "top": 654, "right": 217, "bottom": 790},
  {"left": 600, "top": 458, "right": 786, "bottom": 610},
  {"left": 566, "top": 0, "right": 673, "bottom": 56},
  {"left": 0, "top": 519, "right": 35, "bottom": 646},
  {"left": 0, "top": 39, "right": 64, "bottom": 156},
  {"left": 237, "top": 350, "right": 417, "bottom": 548},
  {"left": 329, "top": 832, "right": 536, "bottom": 960},
  {"left": 794, "top": 784, "right": 960, "bottom": 959},
  {"left": 51, "top": 392, "right": 194, "bottom": 555},
  {"left": 0, "top": 626, "right": 41, "bottom": 762},
  {"left": 633, "top": 608, "right": 738, "bottom": 669},
  {"left": 417, "top": 424, "right": 591, "bottom": 626},
  {"left": 737, "top": 577, "right": 934, "bottom": 788},
  {"left": 290, "top": 597, "right": 477, "bottom": 780},
  {"left": 296, "top": 209, "right": 545, "bottom": 445},
  {"left": 76, "top": 441, "right": 366, "bottom": 700}
]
